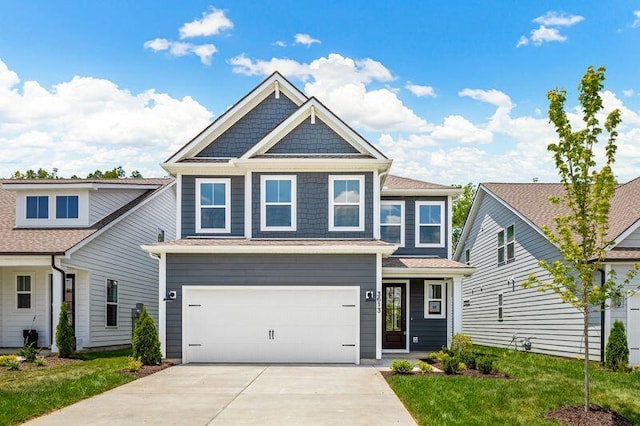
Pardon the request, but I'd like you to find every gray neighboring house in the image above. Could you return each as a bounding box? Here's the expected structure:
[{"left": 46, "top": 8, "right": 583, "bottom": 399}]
[
  {"left": 143, "top": 72, "right": 474, "bottom": 364},
  {"left": 0, "top": 178, "right": 175, "bottom": 351},
  {"left": 453, "top": 180, "right": 640, "bottom": 365}
]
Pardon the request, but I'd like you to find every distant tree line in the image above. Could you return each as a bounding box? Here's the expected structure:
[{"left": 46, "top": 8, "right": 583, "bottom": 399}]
[{"left": 9, "top": 166, "right": 143, "bottom": 179}]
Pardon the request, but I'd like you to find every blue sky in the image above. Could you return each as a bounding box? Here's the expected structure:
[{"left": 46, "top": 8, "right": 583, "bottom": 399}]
[{"left": 1, "top": 1, "right": 639, "bottom": 184}]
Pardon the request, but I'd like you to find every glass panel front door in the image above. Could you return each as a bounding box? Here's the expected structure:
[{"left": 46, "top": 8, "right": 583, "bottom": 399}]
[{"left": 383, "top": 283, "right": 406, "bottom": 349}]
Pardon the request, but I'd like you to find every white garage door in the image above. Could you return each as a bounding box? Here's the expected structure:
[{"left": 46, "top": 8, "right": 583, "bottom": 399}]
[{"left": 183, "top": 286, "right": 360, "bottom": 364}]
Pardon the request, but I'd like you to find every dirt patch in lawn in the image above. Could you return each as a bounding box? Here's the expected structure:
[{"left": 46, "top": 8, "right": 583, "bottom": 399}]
[
  {"left": 119, "top": 361, "right": 174, "bottom": 379},
  {"left": 0, "top": 355, "right": 82, "bottom": 373},
  {"left": 545, "top": 404, "right": 632, "bottom": 426},
  {"left": 381, "top": 367, "right": 509, "bottom": 379}
]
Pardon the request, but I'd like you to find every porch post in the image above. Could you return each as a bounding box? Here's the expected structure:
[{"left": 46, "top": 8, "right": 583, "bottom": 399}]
[
  {"left": 376, "top": 253, "right": 382, "bottom": 359},
  {"left": 159, "top": 253, "right": 167, "bottom": 358},
  {"left": 51, "top": 268, "right": 64, "bottom": 353},
  {"left": 453, "top": 276, "right": 463, "bottom": 336}
]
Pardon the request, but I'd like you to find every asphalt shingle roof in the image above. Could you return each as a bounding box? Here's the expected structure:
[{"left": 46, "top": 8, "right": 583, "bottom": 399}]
[
  {"left": 382, "top": 257, "right": 472, "bottom": 269},
  {"left": 384, "top": 175, "right": 454, "bottom": 191}
]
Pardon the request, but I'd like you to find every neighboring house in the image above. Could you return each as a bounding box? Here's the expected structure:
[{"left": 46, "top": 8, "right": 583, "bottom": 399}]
[
  {"left": 453, "top": 180, "right": 640, "bottom": 365},
  {"left": 142, "top": 72, "right": 474, "bottom": 364},
  {"left": 0, "top": 178, "right": 175, "bottom": 351}
]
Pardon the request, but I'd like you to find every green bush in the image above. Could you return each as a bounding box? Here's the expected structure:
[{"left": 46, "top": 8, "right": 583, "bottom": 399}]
[
  {"left": 5, "top": 358, "right": 20, "bottom": 371},
  {"left": 459, "top": 351, "right": 477, "bottom": 370},
  {"left": 442, "top": 355, "right": 460, "bottom": 375},
  {"left": 127, "top": 356, "right": 143, "bottom": 372},
  {"left": 56, "top": 303, "right": 75, "bottom": 358},
  {"left": 451, "top": 334, "right": 472, "bottom": 355},
  {"left": 477, "top": 356, "right": 494, "bottom": 374},
  {"left": 0, "top": 355, "right": 19, "bottom": 367},
  {"left": 605, "top": 320, "right": 629, "bottom": 372},
  {"left": 132, "top": 306, "right": 162, "bottom": 365},
  {"left": 18, "top": 344, "right": 40, "bottom": 363},
  {"left": 390, "top": 360, "right": 414, "bottom": 375},
  {"left": 417, "top": 361, "right": 434, "bottom": 373},
  {"left": 34, "top": 357, "right": 46, "bottom": 367}
]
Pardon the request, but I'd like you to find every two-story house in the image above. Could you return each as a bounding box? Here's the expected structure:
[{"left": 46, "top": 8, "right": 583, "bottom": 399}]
[
  {"left": 0, "top": 178, "right": 175, "bottom": 351},
  {"left": 143, "top": 72, "right": 474, "bottom": 364}
]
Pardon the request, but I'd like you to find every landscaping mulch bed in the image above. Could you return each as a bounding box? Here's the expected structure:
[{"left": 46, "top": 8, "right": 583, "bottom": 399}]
[
  {"left": 421, "top": 360, "right": 510, "bottom": 379},
  {"left": 0, "top": 355, "right": 82, "bottom": 373},
  {"left": 545, "top": 404, "right": 632, "bottom": 426},
  {"left": 119, "top": 361, "right": 174, "bottom": 379}
]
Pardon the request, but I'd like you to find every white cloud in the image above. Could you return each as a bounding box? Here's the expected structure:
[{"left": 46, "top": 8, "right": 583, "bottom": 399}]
[
  {"left": 144, "top": 38, "right": 217, "bottom": 64},
  {"left": 533, "top": 11, "right": 584, "bottom": 27},
  {"left": 229, "top": 53, "right": 427, "bottom": 132},
  {"left": 622, "top": 89, "right": 635, "bottom": 98},
  {"left": 632, "top": 10, "right": 640, "bottom": 28},
  {"left": 530, "top": 26, "right": 567, "bottom": 45},
  {"left": 274, "top": 40, "right": 287, "bottom": 47},
  {"left": 516, "top": 36, "right": 529, "bottom": 48},
  {"left": 430, "top": 115, "right": 493, "bottom": 143},
  {"left": 179, "top": 7, "right": 233, "bottom": 39},
  {"left": 0, "top": 59, "right": 212, "bottom": 178},
  {"left": 293, "top": 33, "right": 321, "bottom": 47},
  {"left": 405, "top": 83, "right": 436, "bottom": 98}
]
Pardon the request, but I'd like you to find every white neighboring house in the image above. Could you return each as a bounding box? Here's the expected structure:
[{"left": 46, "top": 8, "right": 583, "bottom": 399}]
[
  {"left": 453, "top": 180, "right": 640, "bottom": 365},
  {"left": 0, "top": 178, "right": 175, "bottom": 351}
]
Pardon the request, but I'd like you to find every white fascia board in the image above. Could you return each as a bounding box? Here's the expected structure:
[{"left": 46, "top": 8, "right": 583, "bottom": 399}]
[
  {"left": 161, "top": 163, "right": 245, "bottom": 176},
  {"left": 233, "top": 158, "right": 392, "bottom": 172},
  {"left": 382, "top": 267, "right": 476, "bottom": 278},
  {"left": 611, "top": 217, "right": 640, "bottom": 248},
  {"left": 0, "top": 255, "right": 52, "bottom": 266},
  {"left": 141, "top": 244, "right": 398, "bottom": 256},
  {"left": 166, "top": 73, "right": 307, "bottom": 164},
  {"left": 381, "top": 188, "right": 464, "bottom": 197},
  {"left": 3, "top": 183, "right": 161, "bottom": 191}
]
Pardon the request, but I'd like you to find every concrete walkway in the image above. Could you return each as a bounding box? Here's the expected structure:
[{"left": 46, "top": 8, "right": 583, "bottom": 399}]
[{"left": 25, "top": 365, "right": 416, "bottom": 425}]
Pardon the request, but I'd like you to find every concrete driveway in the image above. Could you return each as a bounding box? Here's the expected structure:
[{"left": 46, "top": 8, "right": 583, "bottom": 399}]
[{"left": 25, "top": 365, "right": 416, "bottom": 425}]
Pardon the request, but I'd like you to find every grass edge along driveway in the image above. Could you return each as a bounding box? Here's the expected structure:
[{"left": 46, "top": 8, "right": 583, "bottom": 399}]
[
  {"left": 0, "top": 349, "right": 134, "bottom": 425},
  {"left": 386, "top": 346, "right": 640, "bottom": 426}
]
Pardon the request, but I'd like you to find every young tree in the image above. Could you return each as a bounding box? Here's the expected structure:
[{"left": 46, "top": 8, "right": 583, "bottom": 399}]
[
  {"left": 56, "top": 303, "right": 75, "bottom": 358},
  {"left": 11, "top": 168, "right": 55, "bottom": 179},
  {"left": 525, "top": 66, "right": 638, "bottom": 411},
  {"left": 452, "top": 183, "right": 476, "bottom": 253},
  {"left": 132, "top": 306, "right": 162, "bottom": 365}
]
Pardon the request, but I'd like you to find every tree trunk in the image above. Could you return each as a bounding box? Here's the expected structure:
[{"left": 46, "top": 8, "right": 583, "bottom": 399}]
[{"left": 584, "top": 308, "right": 590, "bottom": 412}]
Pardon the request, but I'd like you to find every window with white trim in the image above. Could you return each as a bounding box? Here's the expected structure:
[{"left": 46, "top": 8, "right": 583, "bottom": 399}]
[
  {"left": 464, "top": 248, "right": 471, "bottom": 265},
  {"left": 498, "top": 293, "right": 504, "bottom": 321},
  {"left": 380, "top": 201, "right": 404, "bottom": 245},
  {"left": 106, "top": 279, "right": 118, "bottom": 327},
  {"left": 329, "top": 175, "right": 364, "bottom": 231},
  {"left": 196, "top": 178, "right": 231, "bottom": 233},
  {"left": 498, "top": 224, "right": 515, "bottom": 264},
  {"left": 261, "top": 175, "right": 296, "bottom": 231},
  {"left": 17, "top": 275, "right": 32, "bottom": 309},
  {"left": 415, "top": 201, "right": 445, "bottom": 247},
  {"left": 424, "top": 282, "right": 446, "bottom": 318},
  {"left": 26, "top": 196, "right": 48, "bottom": 219},
  {"left": 56, "top": 195, "right": 79, "bottom": 219}
]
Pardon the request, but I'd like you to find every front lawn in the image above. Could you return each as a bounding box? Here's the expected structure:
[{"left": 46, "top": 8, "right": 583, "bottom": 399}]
[
  {"left": 0, "top": 350, "right": 135, "bottom": 425},
  {"left": 386, "top": 347, "right": 640, "bottom": 425}
]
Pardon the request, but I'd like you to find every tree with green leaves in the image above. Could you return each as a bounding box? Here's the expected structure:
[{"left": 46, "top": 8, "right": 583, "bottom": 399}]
[
  {"left": 132, "top": 306, "right": 162, "bottom": 365},
  {"left": 11, "top": 168, "right": 55, "bottom": 179},
  {"left": 55, "top": 303, "right": 75, "bottom": 358},
  {"left": 452, "top": 183, "right": 476, "bottom": 254},
  {"left": 525, "top": 66, "right": 639, "bottom": 412}
]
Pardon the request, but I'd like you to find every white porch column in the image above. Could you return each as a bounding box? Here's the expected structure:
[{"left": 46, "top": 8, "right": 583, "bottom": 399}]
[
  {"left": 51, "top": 267, "right": 64, "bottom": 353},
  {"left": 453, "top": 276, "right": 463, "bottom": 336},
  {"left": 159, "top": 253, "right": 167, "bottom": 358},
  {"left": 375, "top": 253, "right": 382, "bottom": 360}
]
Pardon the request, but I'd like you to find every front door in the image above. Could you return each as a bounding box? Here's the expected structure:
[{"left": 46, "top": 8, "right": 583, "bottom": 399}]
[
  {"left": 383, "top": 283, "right": 406, "bottom": 350},
  {"left": 629, "top": 292, "right": 640, "bottom": 365}
]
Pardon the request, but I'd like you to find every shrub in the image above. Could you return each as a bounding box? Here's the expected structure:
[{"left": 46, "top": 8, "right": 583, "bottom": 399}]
[
  {"left": 127, "top": 356, "right": 143, "bottom": 372},
  {"left": 5, "top": 358, "right": 20, "bottom": 371},
  {"left": 458, "top": 362, "right": 467, "bottom": 371},
  {"left": 477, "top": 356, "right": 494, "bottom": 374},
  {"left": 18, "top": 344, "right": 40, "bottom": 363},
  {"left": 34, "top": 357, "right": 46, "bottom": 367},
  {"left": 605, "top": 320, "right": 629, "bottom": 372},
  {"left": 390, "top": 360, "right": 414, "bottom": 375},
  {"left": 0, "top": 355, "right": 19, "bottom": 367},
  {"left": 417, "top": 361, "right": 434, "bottom": 373},
  {"left": 132, "top": 306, "right": 162, "bottom": 365},
  {"left": 459, "top": 351, "right": 477, "bottom": 370},
  {"left": 633, "top": 365, "right": 640, "bottom": 374},
  {"left": 56, "top": 303, "right": 75, "bottom": 358},
  {"left": 451, "top": 334, "right": 472, "bottom": 355},
  {"left": 426, "top": 352, "right": 439, "bottom": 363},
  {"left": 442, "top": 355, "right": 460, "bottom": 375}
]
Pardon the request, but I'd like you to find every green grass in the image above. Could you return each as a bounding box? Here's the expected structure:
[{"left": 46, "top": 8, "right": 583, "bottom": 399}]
[
  {"left": 386, "top": 346, "right": 640, "bottom": 426},
  {"left": 0, "top": 349, "right": 135, "bottom": 425}
]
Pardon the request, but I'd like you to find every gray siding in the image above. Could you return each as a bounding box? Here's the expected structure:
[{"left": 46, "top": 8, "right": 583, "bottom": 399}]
[
  {"left": 266, "top": 117, "right": 360, "bottom": 154},
  {"left": 460, "top": 192, "right": 601, "bottom": 360},
  {"left": 381, "top": 196, "right": 449, "bottom": 257},
  {"left": 181, "top": 175, "right": 244, "bottom": 237},
  {"left": 165, "top": 254, "right": 377, "bottom": 360},
  {"left": 409, "top": 279, "right": 447, "bottom": 350},
  {"left": 196, "top": 94, "right": 298, "bottom": 158},
  {"left": 90, "top": 189, "right": 146, "bottom": 225},
  {"left": 252, "top": 172, "right": 374, "bottom": 239}
]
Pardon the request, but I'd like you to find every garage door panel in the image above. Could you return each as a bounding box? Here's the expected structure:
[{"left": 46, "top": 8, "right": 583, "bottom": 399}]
[{"left": 183, "top": 286, "right": 359, "bottom": 364}]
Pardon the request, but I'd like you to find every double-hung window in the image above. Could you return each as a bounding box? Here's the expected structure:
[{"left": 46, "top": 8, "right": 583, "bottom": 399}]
[
  {"left": 196, "top": 178, "right": 230, "bottom": 233},
  {"left": 415, "top": 201, "right": 445, "bottom": 247},
  {"left": 106, "top": 279, "right": 118, "bottom": 327},
  {"left": 380, "top": 201, "right": 404, "bottom": 245},
  {"left": 329, "top": 175, "right": 365, "bottom": 231},
  {"left": 498, "top": 293, "right": 504, "bottom": 321},
  {"left": 464, "top": 248, "right": 471, "bottom": 265},
  {"left": 425, "top": 282, "right": 446, "bottom": 318},
  {"left": 17, "top": 275, "right": 32, "bottom": 309},
  {"left": 261, "top": 175, "right": 296, "bottom": 231},
  {"left": 498, "top": 224, "right": 515, "bottom": 264},
  {"left": 26, "top": 196, "right": 48, "bottom": 219},
  {"left": 56, "top": 195, "right": 79, "bottom": 219}
]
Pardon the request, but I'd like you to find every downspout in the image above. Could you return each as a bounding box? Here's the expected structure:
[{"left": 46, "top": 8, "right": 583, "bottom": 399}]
[
  {"left": 51, "top": 255, "right": 66, "bottom": 292},
  {"left": 51, "top": 255, "right": 66, "bottom": 349},
  {"left": 599, "top": 268, "right": 605, "bottom": 367}
]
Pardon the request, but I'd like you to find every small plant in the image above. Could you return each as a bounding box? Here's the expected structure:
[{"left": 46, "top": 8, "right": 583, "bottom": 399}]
[
  {"left": 127, "top": 356, "right": 143, "bottom": 373},
  {"left": 632, "top": 365, "right": 640, "bottom": 374},
  {"left": 605, "top": 320, "right": 629, "bottom": 372},
  {"left": 132, "top": 306, "right": 162, "bottom": 365},
  {"left": 459, "top": 351, "right": 477, "bottom": 370},
  {"left": 451, "top": 334, "right": 472, "bottom": 355},
  {"left": 440, "top": 346, "right": 453, "bottom": 356},
  {"left": 56, "top": 303, "right": 75, "bottom": 358},
  {"left": 477, "top": 356, "right": 494, "bottom": 374},
  {"left": 417, "top": 361, "right": 434, "bottom": 373},
  {"left": 442, "top": 355, "right": 460, "bottom": 375},
  {"left": 34, "top": 357, "right": 46, "bottom": 367},
  {"left": 390, "top": 360, "right": 414, "bottom": 375},
  {"left": 0, "top": 355, "right": 19, "bottom": 367},
  {"left": 5, "top": 358, "right": 20, "bottom": 371},
  {"left": 458, "top": 361, "right": 467, "bottom": 371},
  {"left": 19, "top": 344, "right": 40, "bottom": 363}
]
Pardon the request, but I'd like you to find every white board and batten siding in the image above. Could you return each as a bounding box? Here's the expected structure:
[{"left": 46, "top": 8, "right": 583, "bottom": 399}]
[
  {"left": 89, "top": 189, "right": 146, "bottom": 225},
  {"left": 63, "top": 185, "right": 176, "bottom": 348},
  {"left": 461, "top": 193, "right": 601, "bottom": 360}
]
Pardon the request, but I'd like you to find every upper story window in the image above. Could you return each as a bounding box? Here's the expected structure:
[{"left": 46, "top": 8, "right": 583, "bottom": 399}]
[
  {"left": 26, "top": 196, "right": 48, "bottom": 219},
  {"left": 498, "top": 224, "right": 515, "bottom": 264},
  {"left": 196, "top": 178, "right": 231, "bottom": 233},
  {"left": 380, "top": 201, "right": 404, "bottom": 245},
  {"left": 329, "top": 175, "right": 365, "bottom": 231},
  {"left": 415, "top": 201, "right": 445, "bottom": 248},
  {"left": 56, "top": 195, "right": 79, "bottom": 219},
  {"left": 464, "top": 248, "right": 471, "bottom": 265},
  {"left": 261, "top": 175, "right": 296, "bottom": 231}
]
